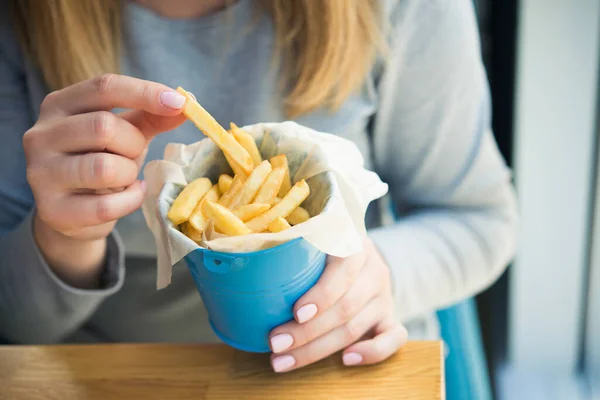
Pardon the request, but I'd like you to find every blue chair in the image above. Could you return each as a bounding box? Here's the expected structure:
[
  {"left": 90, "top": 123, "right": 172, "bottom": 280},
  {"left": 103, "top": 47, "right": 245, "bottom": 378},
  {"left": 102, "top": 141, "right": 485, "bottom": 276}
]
[
  {"left": 437, "top": 298, "right": 493, "bottom": 400},
  {"left": 389, "top": 201, "right": 492, "bottom": 399}
]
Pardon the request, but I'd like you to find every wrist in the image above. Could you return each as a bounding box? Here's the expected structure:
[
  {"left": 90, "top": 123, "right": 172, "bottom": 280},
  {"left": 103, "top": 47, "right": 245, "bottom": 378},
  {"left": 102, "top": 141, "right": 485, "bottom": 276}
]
[{"left": 33, "top": 214, "right": 108, "bottom": 289}]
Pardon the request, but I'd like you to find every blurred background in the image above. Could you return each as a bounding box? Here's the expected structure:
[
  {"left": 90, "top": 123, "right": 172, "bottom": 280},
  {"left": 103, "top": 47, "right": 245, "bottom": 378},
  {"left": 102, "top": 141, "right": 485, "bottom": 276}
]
[{"left": 469, "top": 0, "right": 600, "bottom": 399}]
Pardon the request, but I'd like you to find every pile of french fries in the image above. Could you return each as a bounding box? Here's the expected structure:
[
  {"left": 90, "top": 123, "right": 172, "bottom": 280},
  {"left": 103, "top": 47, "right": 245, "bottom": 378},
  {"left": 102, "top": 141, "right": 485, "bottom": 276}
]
[{"left": 167, "top": 88, "right": 312, "bottom": 241}]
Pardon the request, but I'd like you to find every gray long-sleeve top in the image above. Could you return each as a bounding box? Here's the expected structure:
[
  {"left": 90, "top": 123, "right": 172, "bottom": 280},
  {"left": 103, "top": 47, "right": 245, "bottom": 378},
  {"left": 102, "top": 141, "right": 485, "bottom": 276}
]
[{"left": 0, "top": 0, "right": 518, "bottom": 344}]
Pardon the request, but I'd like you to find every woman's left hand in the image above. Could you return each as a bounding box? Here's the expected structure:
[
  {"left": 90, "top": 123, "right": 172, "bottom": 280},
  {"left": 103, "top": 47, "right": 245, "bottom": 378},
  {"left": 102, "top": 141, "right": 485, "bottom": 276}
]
[{"left": 269, "top": 238, "right": 408, "bottom": 372}]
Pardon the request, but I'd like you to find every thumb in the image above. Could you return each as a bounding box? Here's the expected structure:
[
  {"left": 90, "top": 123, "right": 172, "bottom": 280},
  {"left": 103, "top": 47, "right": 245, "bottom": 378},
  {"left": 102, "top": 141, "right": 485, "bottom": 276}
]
[{"left": 120, "top": 109, "right": 188, "bottom": 139}]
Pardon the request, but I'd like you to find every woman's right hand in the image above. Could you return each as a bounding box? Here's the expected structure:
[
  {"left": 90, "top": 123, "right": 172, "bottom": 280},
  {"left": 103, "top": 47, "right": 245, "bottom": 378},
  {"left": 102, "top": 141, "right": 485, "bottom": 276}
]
[{"left": 23, "top": 74, "right": 188, "bottom": 287}]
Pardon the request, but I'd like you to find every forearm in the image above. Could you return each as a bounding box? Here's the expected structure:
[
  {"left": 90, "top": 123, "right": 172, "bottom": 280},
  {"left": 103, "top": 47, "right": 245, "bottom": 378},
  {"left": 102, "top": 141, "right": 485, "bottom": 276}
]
[
  {"left": 370, "top": 204, "right": 517, "bottom": 321},
  {"left": 0, "top": 212, "right": 125, "bottom": 344}
]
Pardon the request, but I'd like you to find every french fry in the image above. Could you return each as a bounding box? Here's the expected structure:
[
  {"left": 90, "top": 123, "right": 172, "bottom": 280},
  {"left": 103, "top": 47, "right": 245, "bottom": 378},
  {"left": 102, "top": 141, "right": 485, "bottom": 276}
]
[
  {"left": 188, "top": 184, "right": 220, "bottom": 232},
  {"left": 225, "top": 153, "right": 247, "bottom": 178},
  {"left": 180, "top": 222, "right": 204, "bottom": 242},
  {"left": 268, "top": 217, "right": 291, "bottom": 233},
  {"left": 270, "top": 154, "right": 292, "bottom": 196},
  {"left": 218, "top": 174, "right": 245, "bottom": 208},
  {"left": 230, "top": 122, "right": 262, "bottom": 167},
  {"left": 286, "top": 206, "right": 310, "bottom": 225},
  {"left": 167, "top": 177, "right": 212, "bottom": 226},
  {"left": 272, "top": 196, "right": 310, "bottom": 225},
  {"left": 218, "top": 174, "right": 233, "bottom": 194},
  {"left": 176, "top": 87, "right": 253, "bottom": 175},
  {"left": 188, "top": 211, "right": 208, "bottom": 233},
  {"left": 202, "top": 200, "right": 252, "bottom": 236},
  {"left": 238, "top": 160, "right": 272, "bottom": 206},
  {"left": 253, "top": 167, "right": 286, "bottom": 205},
  {"left": 246, "top": 180, "right": 310, "bottom": 232},
  {"left": 233, "top": 203, "right": 271, "bottom": 222}
]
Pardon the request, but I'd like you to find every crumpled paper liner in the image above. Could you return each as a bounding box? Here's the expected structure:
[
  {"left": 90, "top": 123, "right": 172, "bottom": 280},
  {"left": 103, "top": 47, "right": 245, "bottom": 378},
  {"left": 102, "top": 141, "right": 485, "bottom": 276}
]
[{"left": 142, "top": 121, "right": 388, "bottom": 289}]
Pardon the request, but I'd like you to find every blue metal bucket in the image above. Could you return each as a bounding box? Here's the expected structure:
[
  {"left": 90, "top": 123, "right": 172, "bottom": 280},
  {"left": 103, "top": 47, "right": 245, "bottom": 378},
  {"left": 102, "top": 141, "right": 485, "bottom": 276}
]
[{"left": 184, "top": 237, "right": 326, "bottom": 353}]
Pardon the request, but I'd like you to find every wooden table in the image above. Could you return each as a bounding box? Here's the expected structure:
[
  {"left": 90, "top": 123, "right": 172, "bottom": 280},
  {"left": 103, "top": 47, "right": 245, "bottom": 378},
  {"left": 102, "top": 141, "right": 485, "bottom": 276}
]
[{"left": 0, "top": 341, "right": 444, "bottom": 400}]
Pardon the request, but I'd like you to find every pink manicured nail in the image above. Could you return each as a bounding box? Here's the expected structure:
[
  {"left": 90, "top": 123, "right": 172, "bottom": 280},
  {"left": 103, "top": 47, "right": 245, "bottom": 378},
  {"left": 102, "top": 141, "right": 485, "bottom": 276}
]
[
  {"left": 272, "top": 355, "right": 296, "bottom": 373},
  {"left": 270, "top": 334, "right": 293, "bottom": 353},
  {"left": 296, "top": 304, "right": 318, "bottom": 323},
  {"left": 343, "top": 352, "right": 363, "bottom": 366},
  {"left": 159, "top": 90, "right": 186, "bottom": 109}
]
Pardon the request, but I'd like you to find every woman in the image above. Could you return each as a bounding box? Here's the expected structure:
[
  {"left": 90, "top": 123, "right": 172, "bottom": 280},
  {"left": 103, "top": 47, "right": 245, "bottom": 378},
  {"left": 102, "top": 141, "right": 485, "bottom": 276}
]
[{"left": 0, "top": 0, "right": 517, "bottom": 373}]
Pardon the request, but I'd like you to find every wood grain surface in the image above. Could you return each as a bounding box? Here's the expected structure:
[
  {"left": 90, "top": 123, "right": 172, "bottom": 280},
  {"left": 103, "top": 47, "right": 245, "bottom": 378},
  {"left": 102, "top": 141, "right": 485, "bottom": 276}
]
[{"left": 0, "top": 341, "right": 443, "bottom": 400}]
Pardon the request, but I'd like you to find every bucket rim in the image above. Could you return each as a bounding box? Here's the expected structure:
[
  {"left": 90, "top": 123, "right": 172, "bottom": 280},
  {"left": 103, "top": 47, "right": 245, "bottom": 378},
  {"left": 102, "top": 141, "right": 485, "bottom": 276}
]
[{"left": 187, "top": 236, "right": 310, "bottom": 257}]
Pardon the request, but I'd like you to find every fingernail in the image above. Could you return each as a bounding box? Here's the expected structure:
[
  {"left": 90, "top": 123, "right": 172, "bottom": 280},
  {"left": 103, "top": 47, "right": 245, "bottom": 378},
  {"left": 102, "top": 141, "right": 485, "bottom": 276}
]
[
  {"left": 296, "top": 304, "right": 318, "bottom": 323},
  {"left": 140, "top": 180, "right": 147, "bottom": 194},
  {"left": 270, "top": 334, "right": 293, "bottom": 353},
  {"left": 160, "top": 90, "right": 186, "bottom": 109},
  {"left": 343, "top": 352, "right": 363, "bottom": 366},
  {"left": 272, "top": 355, "right": 295, "bottom": 373}
]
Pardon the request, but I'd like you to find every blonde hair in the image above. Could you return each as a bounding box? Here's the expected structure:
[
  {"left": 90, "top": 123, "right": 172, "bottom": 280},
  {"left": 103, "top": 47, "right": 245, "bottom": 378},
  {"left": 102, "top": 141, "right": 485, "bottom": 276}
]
[{"left": 10, "top": 0, "right": 382, "bottom": 117}]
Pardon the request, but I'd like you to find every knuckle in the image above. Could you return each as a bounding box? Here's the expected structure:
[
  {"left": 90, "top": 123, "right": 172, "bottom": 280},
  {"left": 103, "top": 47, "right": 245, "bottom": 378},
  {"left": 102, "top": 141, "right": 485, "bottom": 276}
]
[
  {"left": 93, "top": 73, "right": 118, "bottom": 96},
  {"left": 338, "top": 296, "right": 359, "bottom": 322},
  {"left": 92, "top": 111, "right": 116, "bottom": 147},
  {"left": 37, "top": 203, "right": 63, "bottom": 231},
  {"left": 341, "top": 260, "right": 358, "bottom": 288},
  {"left": 95, "top": 197, "right": 114, "bottom": 223},
  {"left": 22, "top": 127, "right": 40, "bottom": 153},
  {"left": 39, "top": 90, "right": 61, "bottom": 113},
  {"left": 299, "top": 323, "right": 318, "bottom": 343},
  {"left": 320, "top": 289, "right": 337, "bottom": 311},
  {"left": 343, "top": 319, "right": 362, "bottom": 344},
  {"left": 140, "top": 81, "right": 154, "bottom": 103},
  {"left": 92, "top": 153, "right": 116, "bottom": 185}
]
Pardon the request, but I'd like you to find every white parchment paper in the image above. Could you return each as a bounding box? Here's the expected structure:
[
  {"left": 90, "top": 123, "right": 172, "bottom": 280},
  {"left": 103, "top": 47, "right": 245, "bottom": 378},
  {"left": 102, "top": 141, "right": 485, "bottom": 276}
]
[{"left": 142, "top": 121, "right": 388, "bottom": 289}]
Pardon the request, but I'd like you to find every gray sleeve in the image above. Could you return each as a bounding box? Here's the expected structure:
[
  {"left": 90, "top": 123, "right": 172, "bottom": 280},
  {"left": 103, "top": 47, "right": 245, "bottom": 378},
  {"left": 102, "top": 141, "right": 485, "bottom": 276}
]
[
  {"left": 0, "top": 7, "right": 126, "bottom": 344},
  {"left": 369, "top": 0, "right": 518, "bottom": 321},
  {"left": 0, "top": 213, "right": 125, "bottom": 343}
]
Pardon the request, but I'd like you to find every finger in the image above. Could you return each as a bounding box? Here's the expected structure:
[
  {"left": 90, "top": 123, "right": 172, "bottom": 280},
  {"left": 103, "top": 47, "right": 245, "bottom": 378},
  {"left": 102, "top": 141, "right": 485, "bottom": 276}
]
[
  {"left": 120, "top": 109, "right": 188, "bottom": 140},
  {"left": 63, "top": 221, "right": 119, "bottom": 241},
  {"left": 134, "top": 147, "right": 149, "bottom": 172},
  {"left": 271, "top": 295, "right": 387, "bottom": 373},
  {"left": 44, "top": 111, "right": 147, "bottom": 159},
  {"left": 293, "top": 252, "right": 367, "bottom": 324},
  {"left": 270, "top": 253, "right": 381, "bottom": 353},
  {"left": 50, "top": 153, "right": 138, "bottom": 190},
  {"left": 49, "top": 181, "right": 145, "bottom": 231},
  {"left": 342, "top": 319, "right": 408, "bottom": 366},
  {"left": 41, "top": 74, "right": 186, "bottom": 117}
]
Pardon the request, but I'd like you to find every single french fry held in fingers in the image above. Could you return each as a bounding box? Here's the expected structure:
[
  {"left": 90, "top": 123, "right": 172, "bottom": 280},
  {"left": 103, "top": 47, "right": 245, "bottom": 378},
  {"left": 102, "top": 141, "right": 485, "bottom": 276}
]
[
  {"left": 286, "top": 206, "right": 310, "bottom": 225},
  {"left": 230, "top": 122, "right": 262, "bottom": 167},
  {"left": 218, "top": 174, "right": 233, "bottom": 194},
  {"left": 180, "top": 221, "right": 204, "bottom": 242},
  {"left": 176, "top": 87, "right": 253, "bottom": 175},
  {"left": 202, "top": 200, "right": 252, "bottom": 236},
  {"left": 253, "top": 167, "right": 286, "bottom": 204},
  {"left": 268, "top": 216, "right": 291, "bottom": 233},
  {"left": 238, "top": 160, "right": 272, "bottom": 206},
  {"left": 233, "top": 203, "right": 271, "bottom": 222},
  {"left": 246, "top": 180, "right": 310, "bottom": 232},
  {"left": 188, "top": 184, "right": 220, "bottom": 232},
  {"left": 167, "top": 177, "right": 212, "bottom": 226},
  {"left": 218, "top": 174, "right": 245, "bottom": 208},
  {"left": 269, "top": 154, "right": 292, "bottom": 196}
]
